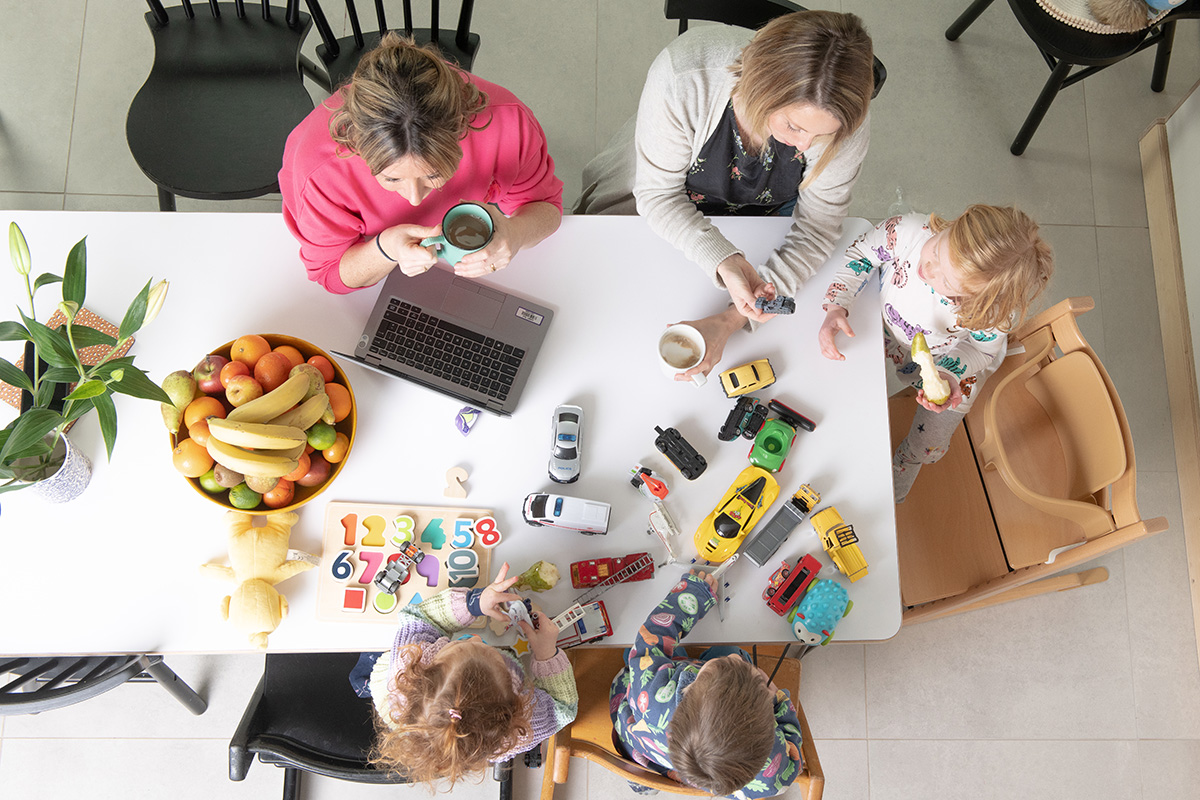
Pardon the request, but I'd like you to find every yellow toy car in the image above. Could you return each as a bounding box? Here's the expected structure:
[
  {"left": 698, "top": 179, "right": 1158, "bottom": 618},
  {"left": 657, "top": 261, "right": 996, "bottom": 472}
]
[
  {"left": 694, "top": 466, "right": 780, "bottom": 562},
  {"left": 718, "top": 358, "right": 776, "bottom": 398},
  {"left": 810, "top": 506, "right": 869, "bottom": 582}
]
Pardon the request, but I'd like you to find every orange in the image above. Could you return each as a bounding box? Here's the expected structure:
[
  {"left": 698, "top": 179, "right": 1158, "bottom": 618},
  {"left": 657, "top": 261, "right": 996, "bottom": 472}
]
[
  {"left": 283, "top": 451, "right": 311, "bottom": 482},
  {"left": 325, "top": 382, "right": 353, "bottom": 423},
  {"left": 262, "top": 478, "right": 296, "bottom": 509},
  {"left": 273, "top": 345, "right": 304, "bottom": 368},
  {"left": 324, "top": 432, "right": 351, "bottom": 464},
  {"left": 172, "top": 438, "right": 214, "bottom": 478},
  {"left": 307, "top": 355, "right": 335, "bottom": 383},
  {"left": 183, "top": 395, "right": 226, "bottom": 430},
  {"left": 254, "top": 351, "right": 293, "bottom": 393},
  {"left": 187, "top": 418, "right": 212, "bottom": 447},
  {"left": 219, "top": 360, "right": 250, "bottom": 388},
  {"left": 230, "top": 334, "right": 271, "bottom": 368}
]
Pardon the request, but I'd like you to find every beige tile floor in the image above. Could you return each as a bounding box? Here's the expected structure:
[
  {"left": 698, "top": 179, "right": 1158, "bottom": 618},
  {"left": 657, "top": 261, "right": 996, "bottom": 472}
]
[{"left": 2, "top": 1, "right": 1199, "bottom": 798}]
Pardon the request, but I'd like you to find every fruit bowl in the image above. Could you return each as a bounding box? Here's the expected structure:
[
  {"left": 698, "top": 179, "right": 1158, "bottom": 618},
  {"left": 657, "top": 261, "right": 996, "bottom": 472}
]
[{"left": 172, "top": 334, "right": 357, "bottom": 515}]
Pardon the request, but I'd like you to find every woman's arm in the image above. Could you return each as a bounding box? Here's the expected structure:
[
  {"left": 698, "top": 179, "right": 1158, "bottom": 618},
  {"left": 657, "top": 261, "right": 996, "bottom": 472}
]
[
  {"left": 455, "top": 201, "right": 561, "bottom": 278},
  {"left": 336, "top": 224, "right": 442, "bottom": 289}
]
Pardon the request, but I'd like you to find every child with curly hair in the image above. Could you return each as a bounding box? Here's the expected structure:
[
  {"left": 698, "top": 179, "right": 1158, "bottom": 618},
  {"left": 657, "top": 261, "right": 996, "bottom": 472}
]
[
  {"left": 352, "top": 562, "right": 576, "bottom": 787},
  {"left": 818, "top": 205, "right": 1053, "bottom": 502}
]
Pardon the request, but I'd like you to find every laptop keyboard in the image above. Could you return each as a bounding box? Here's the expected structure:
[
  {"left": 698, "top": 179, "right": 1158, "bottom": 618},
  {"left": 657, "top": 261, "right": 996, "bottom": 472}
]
[{"left": 369, "top": 299, "right": 525, "bottom": 403}]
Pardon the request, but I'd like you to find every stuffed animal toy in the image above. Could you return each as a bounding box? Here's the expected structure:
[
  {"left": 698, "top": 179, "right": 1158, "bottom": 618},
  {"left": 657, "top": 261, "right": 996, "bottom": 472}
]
[
  {"left": 788, "top": 579, "right": 852, "bottom": 646},
  {"left": 201, "top": 510, "right": 315, "bottom": 649},
  {"left": 1088, "top": 0, "right": 1154, "bottom": 30}
]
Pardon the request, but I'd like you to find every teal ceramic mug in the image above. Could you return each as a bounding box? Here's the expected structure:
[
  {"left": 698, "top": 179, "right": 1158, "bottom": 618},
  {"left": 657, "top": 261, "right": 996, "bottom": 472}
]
[{"left": 421, "top": 202, "right": 495, "bottom": 265}]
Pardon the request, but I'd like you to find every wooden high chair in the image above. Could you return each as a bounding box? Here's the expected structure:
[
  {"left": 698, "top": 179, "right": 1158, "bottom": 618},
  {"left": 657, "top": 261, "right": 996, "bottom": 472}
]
[
  {"left": 540, "top": 646, "right": 823, "bottom": 800},
  {"left": 892, "top": 296, "right": 1169, "bottom": 624}
]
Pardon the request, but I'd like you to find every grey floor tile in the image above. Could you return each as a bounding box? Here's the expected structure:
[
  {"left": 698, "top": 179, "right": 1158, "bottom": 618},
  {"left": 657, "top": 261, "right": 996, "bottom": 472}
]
[
  {"left": 1037, "top": 224, "right": 1106, "bottom": 361},
  {"left": 866, "top": 550, "right": 1137, "bottom": 740},
  {"left": 471, "top": 1, "right": 598, "bottom": 217},
  {"left": 1138, "top": 739, "right": 1200, "bottom": 800},
  {"left": 0, "top": 0, "right": 86, "bottom": 193},
  {"left": 1123, "top": 471, "right": 1200, "bottom": 740},
  {"left": 1084, "top": 40, "right": 1200, "bottom": 228},
  {"left": 1096, "top": 226, "right": 1177, "bottom": 473},
  {"left": 0, "top": 736, "right": 281, "bottom": 800},
  {"left": 844, "top": 0, "right": 1095, "bottom": 226},
  {"left": 810, "top": 739, "right": 868, "bottom": 800},
  {"left": 868, "top": 739, "right": 1141, "bottom": 800},
  {"left": 2, "top": 653, "right": 264, "bottom": 740},
  {"left": 0, "top": 192, "right": 65, "bottom": 211},
  {"left": 796, "top": 644, "right": 867, "bottom": 739}
]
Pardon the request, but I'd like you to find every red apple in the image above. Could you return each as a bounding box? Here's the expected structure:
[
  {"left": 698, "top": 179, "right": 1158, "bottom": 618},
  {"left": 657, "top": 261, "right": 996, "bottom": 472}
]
[
  {"left": 193, "top": 354, "right": 229, "bottom": 395},
  {"left": 296, "top": 453, "right": 331, "bottom": 487},
  {"left": 219, "top": 360, "right": 251, "bottom": 389},
  {"left": 225, "top": 374, "right": 264, "bottom": 407}
]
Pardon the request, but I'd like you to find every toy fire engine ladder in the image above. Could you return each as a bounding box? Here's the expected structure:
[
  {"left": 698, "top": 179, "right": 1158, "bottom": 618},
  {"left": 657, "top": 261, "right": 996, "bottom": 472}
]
[{"left": 572, "top": 553, "right": 655, "bottom": 606}]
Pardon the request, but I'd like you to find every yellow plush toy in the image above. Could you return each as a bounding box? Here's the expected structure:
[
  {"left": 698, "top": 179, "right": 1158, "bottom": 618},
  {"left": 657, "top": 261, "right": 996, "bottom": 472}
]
[{"left": 201, "top": 510, "right": 315, "bottom": 649}]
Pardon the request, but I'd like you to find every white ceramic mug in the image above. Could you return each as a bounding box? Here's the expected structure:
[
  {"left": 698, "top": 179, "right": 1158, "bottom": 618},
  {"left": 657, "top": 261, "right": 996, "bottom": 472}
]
[{"left": 657, "top": 324, "right": 707, "bottom": 387}]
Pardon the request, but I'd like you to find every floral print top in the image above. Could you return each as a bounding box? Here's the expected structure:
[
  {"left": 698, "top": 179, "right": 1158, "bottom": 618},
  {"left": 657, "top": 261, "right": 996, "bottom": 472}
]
[{"left": 684, "top": 102, "right": 806, "bottom": 216}]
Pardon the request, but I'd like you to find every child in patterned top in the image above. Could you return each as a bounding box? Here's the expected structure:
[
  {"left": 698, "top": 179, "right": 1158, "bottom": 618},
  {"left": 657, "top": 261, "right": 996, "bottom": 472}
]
[
  {"left": 818, "top": 205, "right": 1053, "bottom": 502},
  {"left": 357, "top": 562, "right": 577, "bottom": 788},
  {"left": 610, "top": 570, "right": 804, "bottom": 798}
]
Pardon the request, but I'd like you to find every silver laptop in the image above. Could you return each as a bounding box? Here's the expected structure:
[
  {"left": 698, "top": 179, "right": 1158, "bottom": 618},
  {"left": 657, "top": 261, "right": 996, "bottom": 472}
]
[{"left": 333, "top": 266, "right": 554, "bottom": 417}]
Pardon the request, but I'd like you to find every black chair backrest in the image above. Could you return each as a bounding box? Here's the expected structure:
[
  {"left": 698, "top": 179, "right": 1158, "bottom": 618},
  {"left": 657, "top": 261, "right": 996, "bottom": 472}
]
[
  {"left": 0, "top": 656, "right": 148, "bottom": 715},
  {"left": 146, "top": 0, "right": 302, "bottom": 27},
  {"left": 306, "top": 0, "right": 475, "bottom": 60},
  {"left": 663, "top": 0, "right": 886, "bottom": 99}
]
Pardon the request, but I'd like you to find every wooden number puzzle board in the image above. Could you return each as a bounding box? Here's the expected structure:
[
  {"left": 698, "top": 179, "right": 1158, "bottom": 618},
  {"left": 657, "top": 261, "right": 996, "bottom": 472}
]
[{"left": 317, "top": 501, "right": 495, "bottom": 623}]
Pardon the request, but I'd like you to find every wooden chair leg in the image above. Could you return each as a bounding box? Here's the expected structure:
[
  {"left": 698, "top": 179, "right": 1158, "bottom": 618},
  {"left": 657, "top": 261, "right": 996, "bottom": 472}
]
[
  {"left": 157, "top": 187, "right": 177, "bottom": 212},
  {"left": 904, "top": 566, "right": 1109, "bottom": 625},
  {"left": 1151, "top": 20, "right": 1177, "bottom": 92},
  {"left": 540, "top": 731, "right": 560, "bottom": 800},
  {"left": 1012, "top": 57, "right": 1072, "bottom": 155},
  {"left": 945, "top": 0, "right": 996, "bottom": 40}
]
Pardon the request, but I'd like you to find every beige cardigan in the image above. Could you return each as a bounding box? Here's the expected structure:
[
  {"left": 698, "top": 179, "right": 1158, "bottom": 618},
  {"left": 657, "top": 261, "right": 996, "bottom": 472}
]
[{"left": 576, "top": 25, "right": 871, "bottom": 299}]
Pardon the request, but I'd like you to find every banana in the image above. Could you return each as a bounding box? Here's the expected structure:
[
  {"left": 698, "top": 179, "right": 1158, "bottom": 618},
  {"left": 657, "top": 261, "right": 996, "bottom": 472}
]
[
  {"left": 207, "top": 418, "right": 307, "bottom": 450},
  {"left": 268, "top": 392, "right": 331, "bottom": 430},
  {"left": 206, "top": 437, "right": 303, "bottom": 479},
  {"left": 910, "top": 332, "right": 951, "bottom": 405},
  {"left": 226, "top": 373, "right": 309, "bottom": 424}
]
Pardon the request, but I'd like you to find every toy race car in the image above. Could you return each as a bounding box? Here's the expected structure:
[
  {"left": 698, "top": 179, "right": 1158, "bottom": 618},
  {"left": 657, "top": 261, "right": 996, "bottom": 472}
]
[
  {"left": 742, "top": 484, "right": 821, "bottom": 567},
  {"left": 811, "top": 506, "right": 869, "bottom": 582},
  {"left": 523, "top": 493, "right": 611, "bottom": 535},
  {"left": 763, "top": 553, "right": 823, "bottom": 616},
  {"left": 654, "top": 425, "right": 707, "bottom": 480},
  {"left": 373, "top": 541, "right": 426, "bottom": 594},
  {"left": 718, "top": 358, "right": 776, "bottom": 398},
  {"left": 548, "top": 404, "right": 583, "bottom": 484},
  {"left": 755, "top": 296, "right": 796, "bottom": 315},
  {"left": 694, "top": 466, "right": 780, "bottom": 563}
]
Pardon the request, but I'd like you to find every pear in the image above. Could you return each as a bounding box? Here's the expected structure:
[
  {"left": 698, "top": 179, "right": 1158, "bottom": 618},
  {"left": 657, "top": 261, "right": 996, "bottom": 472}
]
[
  {"left": 288, "top": 363, "right": 326, "bottom": 402},
  {"left": 244, "top": 474, "right": 279, "bottom": 494},
  {"left": 160, "top": 369, "right": 198, "bottom": 434}
]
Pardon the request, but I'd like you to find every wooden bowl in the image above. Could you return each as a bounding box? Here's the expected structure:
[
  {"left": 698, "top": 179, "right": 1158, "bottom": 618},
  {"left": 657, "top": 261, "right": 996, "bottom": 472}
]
[{"left": 175, "top": 334, "right": 357, "bottom": 515}]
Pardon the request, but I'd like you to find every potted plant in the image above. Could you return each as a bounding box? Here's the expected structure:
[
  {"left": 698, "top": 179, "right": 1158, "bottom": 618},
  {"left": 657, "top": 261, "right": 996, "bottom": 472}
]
[{"left": 0, "top": 222, "right": 171, "bottom": 499}]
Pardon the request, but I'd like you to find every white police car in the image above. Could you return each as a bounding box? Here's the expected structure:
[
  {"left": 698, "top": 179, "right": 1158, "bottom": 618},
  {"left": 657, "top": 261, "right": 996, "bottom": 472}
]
[{"left": 548, "top": 404, "right": 583, "bottom": 484}]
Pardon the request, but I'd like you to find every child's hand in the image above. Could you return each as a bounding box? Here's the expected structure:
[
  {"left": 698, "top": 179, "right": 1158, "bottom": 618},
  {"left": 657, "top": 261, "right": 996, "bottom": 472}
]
[
  {"left": 477, "top": 562, "right": 522, "bottom": 621},
  {"left": 716, "top": 255, "right": 774, "bottom": 324},
  {"left": 689, "top": 568, "right": 718, "bottom": 596},
  {"left": 818, "top": 306, "right": 855, "bottom": 361},
  {"left": 916, "top": 371, "right": 964, "bottom": 412},
  {"left": 520, "top": 610, "right": 561, "bottom": 661}
]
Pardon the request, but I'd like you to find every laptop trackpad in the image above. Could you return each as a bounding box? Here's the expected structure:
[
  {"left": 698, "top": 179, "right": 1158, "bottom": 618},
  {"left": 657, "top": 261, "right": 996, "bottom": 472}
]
[{"left": 443, "top": 281, "right": 502, "bottom": 328}]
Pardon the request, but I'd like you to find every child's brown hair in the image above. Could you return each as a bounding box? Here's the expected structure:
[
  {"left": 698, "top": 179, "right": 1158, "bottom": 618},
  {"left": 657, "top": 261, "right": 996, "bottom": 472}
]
[
  {"left": 370, "top": 644, "right": 533, "bottom": 787},
  {"left": 666, "top": 657, "right": 776, "bottom": 795},
  {"left": 929, "top": 204, "right": 1053, "bottom": 332}
]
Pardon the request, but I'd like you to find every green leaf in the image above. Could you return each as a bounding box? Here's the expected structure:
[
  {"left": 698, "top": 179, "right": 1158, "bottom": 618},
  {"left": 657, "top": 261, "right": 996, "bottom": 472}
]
[
  {"left": 40, "top": 366, "right": 80, "bottom": 383},
  {"left": 0, "top": 480, "right": 34, "bottom": 495},
  {"left": 117, "top": 280, "right": 151, "bottom": 341},
  {"left": 107, "top": 367, "right": 170, "bottom": 404},
  {"left": 20, "top": 311, "right": 76, "bottom": 368},
  {"left": 62, "top": 396, "right": 94, "bottom": 426},
  {"left": 62, "top": 237, "right": 87, "bottom": 307},
  {"left": 32, "top": 272, "right": 63, "bottom": 292},
  {"left": 64, "top": 379, "right": 107, "bottom": 401},
  {"left": 92, "top": 356, "right": 135, "bottom": 376},
  {"left": 0, "top": 357, "right": 32, "bottom": 392},
  {"left": 0, "top": 408, "right": 62, "bottom": 465},
  {"left": 0, "top": 321, "right": 30, "bottom": 342},
  {"left": 92, "top": 391, "right": 117, "bottom": 461},
  {"left": 67, "top": 326, "right": 117, "bottom": 349}
]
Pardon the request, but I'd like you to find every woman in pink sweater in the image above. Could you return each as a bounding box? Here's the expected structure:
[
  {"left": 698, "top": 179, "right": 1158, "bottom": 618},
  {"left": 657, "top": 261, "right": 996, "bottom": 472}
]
[{"left": 279, "top": 34, "right": 563, "bottom": 294}]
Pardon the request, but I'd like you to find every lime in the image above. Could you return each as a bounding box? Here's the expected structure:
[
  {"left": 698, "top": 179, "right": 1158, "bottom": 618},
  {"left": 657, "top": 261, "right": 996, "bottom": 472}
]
[
  {"left": 229, "top": 482, "right": 263, "bottom": 510},
  {"left": 198, "top": 467, "right": 224, "bottom": 494},
  {"left": 307, "top": 421, "right": 337, "bottom": 450}
]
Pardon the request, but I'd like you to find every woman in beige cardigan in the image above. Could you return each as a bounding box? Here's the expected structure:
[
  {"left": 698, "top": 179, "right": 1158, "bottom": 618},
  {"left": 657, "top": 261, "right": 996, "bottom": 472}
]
[{"left": 577, "top": 11, "right": 874, "bottom": 379}]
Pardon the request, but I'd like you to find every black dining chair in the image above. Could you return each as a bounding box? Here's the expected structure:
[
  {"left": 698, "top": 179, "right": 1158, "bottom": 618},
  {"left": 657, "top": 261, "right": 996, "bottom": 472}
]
[
  {"left": 945, "top": 0, "right": 1200, "bottom": 154},
  {"left": 664, "top": 0, "right": 888, "bottom": 99},
  {"left": 304, "top": 0, "right": 481, "bottom": 93},
  {"left": 126, "top": 0, "right": 318, "bottom": 211},
  {"left": 229, "top": 652, "right": 528, "bottom": 800},
  {"left": 0, "top": 655, "right": 207, "bottom": 716}
]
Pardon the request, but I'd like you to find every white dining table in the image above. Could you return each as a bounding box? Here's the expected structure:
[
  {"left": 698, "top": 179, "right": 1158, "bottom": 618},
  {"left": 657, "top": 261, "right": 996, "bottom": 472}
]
[{"left": 0, "top": 210, "right": 898, "bottom": 654}]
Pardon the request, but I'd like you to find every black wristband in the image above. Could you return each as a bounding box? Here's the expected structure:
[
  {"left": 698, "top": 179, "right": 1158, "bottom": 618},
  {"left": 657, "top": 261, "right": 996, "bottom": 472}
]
[
  {"left": 465, "top": 587, "right": 485, "bottom": 617},
  {"left": 375, "top": 234, "right": 397, "bottom": 262}
]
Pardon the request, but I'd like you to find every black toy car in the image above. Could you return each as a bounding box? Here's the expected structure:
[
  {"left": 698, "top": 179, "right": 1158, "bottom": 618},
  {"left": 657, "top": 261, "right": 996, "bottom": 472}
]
[
  {"left": 755, "top": 296, "right": 796, "bottom": 315},
  {"left": 768, "top": 398, "right": 816, "bottom": 432},
  {"left": 653, "top": 426, "right": 707, "bottom": 480}
]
